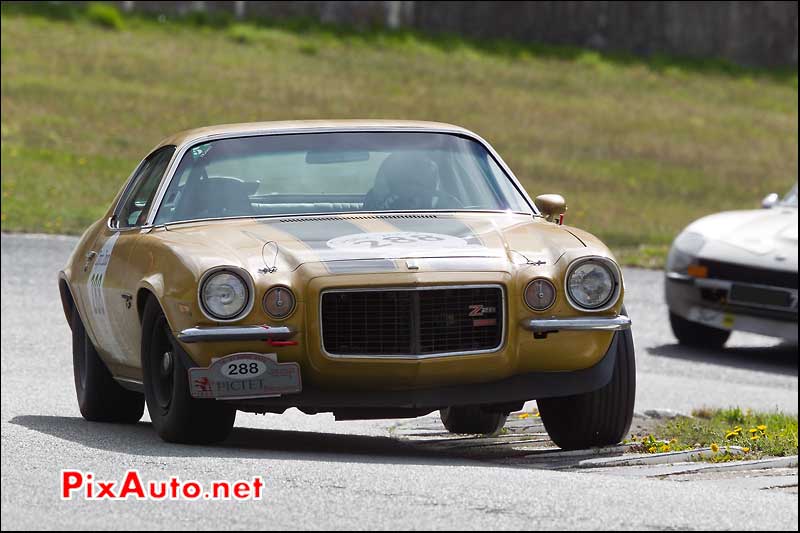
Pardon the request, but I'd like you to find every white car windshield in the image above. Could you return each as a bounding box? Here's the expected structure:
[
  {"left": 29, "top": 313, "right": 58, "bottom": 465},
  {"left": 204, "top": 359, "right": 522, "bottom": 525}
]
[{"left": 153, "top": 132, "right": 531, "bottom": 225}]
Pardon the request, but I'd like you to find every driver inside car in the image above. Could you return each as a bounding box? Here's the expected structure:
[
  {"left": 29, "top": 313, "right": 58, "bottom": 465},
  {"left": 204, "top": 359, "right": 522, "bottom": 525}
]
[{"left": 363, "top": 152, "right": 463, "bottom": 211}]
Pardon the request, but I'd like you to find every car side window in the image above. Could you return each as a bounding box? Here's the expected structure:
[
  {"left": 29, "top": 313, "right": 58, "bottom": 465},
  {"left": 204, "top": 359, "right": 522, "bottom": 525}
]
[{"left": 115, "top": 146, "right": 176, "bottom": 228}]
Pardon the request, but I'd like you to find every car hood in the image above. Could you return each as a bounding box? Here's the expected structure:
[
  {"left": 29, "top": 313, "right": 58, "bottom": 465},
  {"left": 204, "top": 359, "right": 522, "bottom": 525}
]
[
  {"left": 155, "top": 213, "right": 588, "bottom": 273},
  {"left": 687, "top": 207, "right": 798, "bottom": 271}
]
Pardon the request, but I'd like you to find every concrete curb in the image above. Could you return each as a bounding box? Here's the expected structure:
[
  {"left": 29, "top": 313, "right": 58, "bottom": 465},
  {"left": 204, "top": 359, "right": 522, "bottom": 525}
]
[
  {"left": 576, "top": 451, "right": 797, "bottom": 474},
  {"left": 658, "top": 455, "right": 799, "bottom": 476},
  {"left": 515, "top": 444, "right": 632, "bottom": 459},
  {"left": 577, "top": 446, "right": 748, "bottom": 468}
]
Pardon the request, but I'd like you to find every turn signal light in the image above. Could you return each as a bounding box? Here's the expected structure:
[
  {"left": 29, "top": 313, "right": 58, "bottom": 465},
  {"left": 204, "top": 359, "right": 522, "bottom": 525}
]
[{"left": 687, "top": 264, "right": 708, "bottom": 278}]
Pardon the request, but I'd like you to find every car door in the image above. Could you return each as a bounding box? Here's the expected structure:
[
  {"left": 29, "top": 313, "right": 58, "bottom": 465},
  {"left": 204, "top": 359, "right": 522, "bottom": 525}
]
[{"left": 81, "top": 146, "right": 176, "bottom": 371}]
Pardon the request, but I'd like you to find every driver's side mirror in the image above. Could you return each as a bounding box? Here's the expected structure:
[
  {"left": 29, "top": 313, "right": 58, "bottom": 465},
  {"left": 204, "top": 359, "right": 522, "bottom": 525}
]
[
  {"left": 762, "top": 192, "right": 779, "bottom": 209},
  {"left": 534, "top": 194, "right": 567, "bottom": 223}
]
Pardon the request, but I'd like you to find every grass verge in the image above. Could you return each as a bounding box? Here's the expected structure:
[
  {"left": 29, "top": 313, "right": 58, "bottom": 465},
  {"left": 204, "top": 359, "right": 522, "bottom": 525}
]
[
  {"left": 1, "top": 3, "right": 797, "bottom": 266},
  {"left": 627, "top": 407, "right": 798, "bottom": 462}
]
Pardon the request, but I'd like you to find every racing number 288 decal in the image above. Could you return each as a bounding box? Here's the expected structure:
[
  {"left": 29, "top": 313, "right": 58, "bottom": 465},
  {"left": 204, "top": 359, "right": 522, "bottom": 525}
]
[
  {"left": 327, "top": 232, "right": 468, "bottom": 250},
  {"left": 226, "top": 362, "right": 261, "bottom": 376},
  {"left": 350, "top": 233, "right": 445, "bottom": 248},
  {"left": 87, "top": 234, "right": 118, "bottom": 318},
  {"left": 85, "top": 233, "right": 125, "bottom": 359}
]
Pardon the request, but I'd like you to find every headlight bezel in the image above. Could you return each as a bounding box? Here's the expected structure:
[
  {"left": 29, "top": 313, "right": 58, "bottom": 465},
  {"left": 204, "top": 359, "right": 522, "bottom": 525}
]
[
  {"left": 564, "top": 257, "right": 622, "bottom": 312},
  {"left": 197, "top": 266, "right": 255, "bottom": 322}
]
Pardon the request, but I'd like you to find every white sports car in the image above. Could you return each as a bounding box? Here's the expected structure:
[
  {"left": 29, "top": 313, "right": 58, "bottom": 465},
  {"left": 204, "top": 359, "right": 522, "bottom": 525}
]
[{"left": 665, "top": 184, "right": 798, "bottom": 348}]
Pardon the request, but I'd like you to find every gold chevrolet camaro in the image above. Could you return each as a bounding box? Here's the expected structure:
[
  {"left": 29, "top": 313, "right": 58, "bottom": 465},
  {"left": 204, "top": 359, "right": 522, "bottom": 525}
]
[{"left": 59, "top": 120, "right": 635, "bottom": 448}]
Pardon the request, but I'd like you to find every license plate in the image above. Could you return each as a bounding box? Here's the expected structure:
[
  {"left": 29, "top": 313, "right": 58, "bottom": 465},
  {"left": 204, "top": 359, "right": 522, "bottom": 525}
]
[
  {"left": 729, "top": 284, "right": 793, "bottom": 308},
  {"left": 188, "top": 353, "right": 302, "bottom": 400},
  {"left": 687, "top": 307, "right": 736, "bottom": 330}
]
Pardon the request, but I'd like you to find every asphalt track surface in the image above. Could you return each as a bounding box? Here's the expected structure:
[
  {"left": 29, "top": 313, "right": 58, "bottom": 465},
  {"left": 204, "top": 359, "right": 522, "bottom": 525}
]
[{"left": 1, "top": 233, "right": 797, "bottom": 530}]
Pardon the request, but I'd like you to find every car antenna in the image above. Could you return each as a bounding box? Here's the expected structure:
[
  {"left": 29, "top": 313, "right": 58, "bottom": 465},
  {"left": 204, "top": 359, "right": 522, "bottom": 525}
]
[
  {"left": 239, "top": 230, "right": 279, "bottom": 273},
  {"left": 259, "top": 240, "right": 279, "bottom": 274}
]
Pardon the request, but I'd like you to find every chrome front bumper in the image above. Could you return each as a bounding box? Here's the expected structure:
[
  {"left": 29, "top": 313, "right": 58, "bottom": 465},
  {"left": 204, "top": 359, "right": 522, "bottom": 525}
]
[
  {"left": 521, "top": 315, "right": 632, "bottom": 334},
  {"left": 667, "top": 272, "right": 799, "bottom": 313},
  {"left": 177, "top": 325, "right": 296, "bottom": 344},
  {"left": 178, "top": 316, "right": 631, "bottom": 345},
  {"left": 665, "top": 274, "right": 798, "bottom": 341}
]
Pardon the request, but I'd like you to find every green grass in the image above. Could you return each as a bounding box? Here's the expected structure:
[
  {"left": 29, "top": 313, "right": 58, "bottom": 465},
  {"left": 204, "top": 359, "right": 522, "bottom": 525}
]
[
  {"left": 628, "top": 408, "right": 798, "bottom": 462},
  {"left": 85, "top": 2, "right": 125, "bottom": 31},
  {"left": 1, "top": 4, "right": 797, "bottom": 267}
]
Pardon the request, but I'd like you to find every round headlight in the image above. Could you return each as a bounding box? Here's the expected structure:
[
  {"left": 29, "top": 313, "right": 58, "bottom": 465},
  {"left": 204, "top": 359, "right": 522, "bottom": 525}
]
[
  {"left": 666, "top": 231, "right": 705, "bottom": 274},
  {"left": 200, "top": 270, "right": 250, "bottom": 320},
  {"left": 263, "top": 286, "right": 296, "bottom": 319},
  {"left": 673, "top": 231, "right": 706, "bottom": 256},
  {"left": 524, "top": 278, "right": 556, "bottom": 311},
  {"left": 566, "top": 260, "right": 618, "bottom": 310}
]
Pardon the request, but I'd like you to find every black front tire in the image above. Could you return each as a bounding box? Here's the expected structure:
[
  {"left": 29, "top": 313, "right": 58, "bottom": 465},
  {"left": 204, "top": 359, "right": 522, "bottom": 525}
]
[
  {"left": 669, "top": 311, "right": 731, "bottom": 349},
  {"left": 537, "top": 327, "right": 636, "bottom": 450},
  {"left": 71, "top": 307, "right": 144, "bottom": 423},
  {"left": 440, "top": 406, "right": 508, "bottom": 436},
  {"left": 141, "top": 298, "right": 236, "bottom": 444}
]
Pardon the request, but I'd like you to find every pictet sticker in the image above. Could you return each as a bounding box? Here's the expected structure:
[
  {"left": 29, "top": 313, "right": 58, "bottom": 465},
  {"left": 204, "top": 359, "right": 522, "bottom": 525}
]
[{"left": 188, "top": 353, "right": 302, "bottom": 400}]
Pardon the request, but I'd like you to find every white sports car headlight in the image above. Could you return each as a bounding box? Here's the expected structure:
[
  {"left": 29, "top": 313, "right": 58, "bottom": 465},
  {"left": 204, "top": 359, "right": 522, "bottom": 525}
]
[
  {"left": 666, "top": 231, "right": 706, "bottom": 273},
  {"left": 566, "top": 259, "right": 620, "bottom": 310},
  {"left": 672, "top": 231, "right": 706, "bottom": 255},
  {"left": 200, "top": 269, "right": 250, "bottom": 320},
  {"left": 666, "top": 246, "right": 693, "bottom": 274}
]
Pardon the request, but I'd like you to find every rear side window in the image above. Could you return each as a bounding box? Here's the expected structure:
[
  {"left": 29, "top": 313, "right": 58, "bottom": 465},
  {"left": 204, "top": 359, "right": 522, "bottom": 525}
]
[{"left": 115, "top": 146, "right": 175, "bottom": 228}]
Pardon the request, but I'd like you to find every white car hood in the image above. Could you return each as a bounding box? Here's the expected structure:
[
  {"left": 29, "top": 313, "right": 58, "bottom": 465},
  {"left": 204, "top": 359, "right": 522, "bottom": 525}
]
[{"left": 686, "top": 207, "right": 798, "bottom": 272}]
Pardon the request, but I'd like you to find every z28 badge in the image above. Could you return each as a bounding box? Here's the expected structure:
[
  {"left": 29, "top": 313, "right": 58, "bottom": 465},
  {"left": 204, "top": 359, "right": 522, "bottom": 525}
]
[{"left": 468, "top": 304, "right": 496, "bottom": 317}]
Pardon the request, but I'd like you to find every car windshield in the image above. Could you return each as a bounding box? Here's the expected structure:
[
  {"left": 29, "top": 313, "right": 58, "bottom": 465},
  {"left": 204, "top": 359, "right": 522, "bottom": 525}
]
[
  {"left": 780, "top": 183, "right": 798, "bottom": 207},
  {"left": 153, "top": 132, "right": 531, "bottom": 225}
]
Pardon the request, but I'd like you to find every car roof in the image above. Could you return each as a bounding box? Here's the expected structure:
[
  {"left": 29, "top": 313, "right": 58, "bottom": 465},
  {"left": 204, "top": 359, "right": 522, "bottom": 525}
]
[{"left": 154, "top": 120, "right": 475, "bottom": 150}]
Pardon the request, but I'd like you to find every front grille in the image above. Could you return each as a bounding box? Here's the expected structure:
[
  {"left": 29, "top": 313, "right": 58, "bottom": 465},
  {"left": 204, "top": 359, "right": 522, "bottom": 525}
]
[
  {"left": 321, "top": 286, "right": 504, "bottom": 356},
  {"left": 698, "top": 259, "right": 798, "bottom": 289}
]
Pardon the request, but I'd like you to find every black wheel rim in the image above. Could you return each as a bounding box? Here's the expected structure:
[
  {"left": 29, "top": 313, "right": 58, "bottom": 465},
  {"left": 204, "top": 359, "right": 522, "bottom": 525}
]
[{"left": 151, "top": 318, "right": 174, "bottom": 410}]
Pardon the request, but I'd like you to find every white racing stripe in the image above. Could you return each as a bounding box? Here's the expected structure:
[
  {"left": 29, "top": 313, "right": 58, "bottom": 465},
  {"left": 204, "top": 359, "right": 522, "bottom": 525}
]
[{"left": 87, "top": 233, "right": 125, "bottom": 360}]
